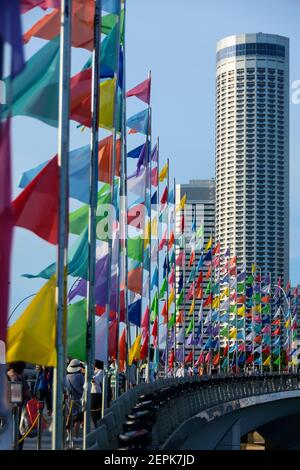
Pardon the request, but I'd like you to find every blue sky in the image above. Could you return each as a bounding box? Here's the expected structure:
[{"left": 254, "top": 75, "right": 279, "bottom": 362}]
[{"left": 9, "top": 0, "right": 300, "bottom": 321}]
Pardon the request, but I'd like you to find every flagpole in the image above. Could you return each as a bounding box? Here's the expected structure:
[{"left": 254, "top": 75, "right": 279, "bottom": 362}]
[
  {"left": 173, "top": 177, "right": 177, "bottom": 375},
  {"left": 82, "top": 0, "right": 101, "bottom": 447},
  {"left": 102, "top": 0, "right": 122, "bottom": 417},
  {"left": 52, "top": 0, "right": 72, "bottom": 451},
  {"left": 146, "top": 71, "right": 152, "bottom": 383},
  {"left": 164, "top": 158, "right": 170, "bottom": 377},
  {"left": 182, "top": 201, "right": 186, "bottom": 369},
  {"left": 120, "top": 0, "right": 130, "bottom": 390},
  {"left": 192, "top": 204, "right": 196, "bottom": 368},
  {"left": 156, "top": 137, "right": 160, "bottom": 375},
  {"left": 259, "top": 268, "right": 262, "bottom": 374}
]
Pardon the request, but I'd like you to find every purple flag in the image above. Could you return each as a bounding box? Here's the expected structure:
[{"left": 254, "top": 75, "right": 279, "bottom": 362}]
[
  {"left": 150, "top": 144, "right": 158, "bottom": 162},
  {"left": 1, "top": 1, "right": 24, "bottom": 78},
  {"left": 176, "top": 346, "right": 184, "bottom": 363}
]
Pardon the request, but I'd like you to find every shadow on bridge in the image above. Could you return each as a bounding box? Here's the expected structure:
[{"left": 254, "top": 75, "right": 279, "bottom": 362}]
[{"left": 87, "top": 373, "right": 300, "bottom": 450}]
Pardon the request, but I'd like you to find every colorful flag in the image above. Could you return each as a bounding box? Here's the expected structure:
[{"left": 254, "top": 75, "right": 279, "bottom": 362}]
[
  {"left": 7, "top": 276, "right": 57, "bottom": 366},
  {"left": 127, "top": 109, "right": 149, "bottom": 135},
  {"left": 159, "top": 162, "right": 168, "bottom": 182},
  {"left": 126, "top": 78, "right": 151, "bottom": 104},
  {"left": 176, "top": 193, "right": 186, "bottom": 212},
  {"left": 128, "top": 299, "right": 142, "bottom": 327},
  {"left": 128, "top": 334, "right": 141, "bottom": 365}
]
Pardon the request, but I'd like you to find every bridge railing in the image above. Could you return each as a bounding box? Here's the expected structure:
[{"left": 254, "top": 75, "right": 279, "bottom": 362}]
[{"left": 87, "top": 373, "right": 300, "bottom": 450}]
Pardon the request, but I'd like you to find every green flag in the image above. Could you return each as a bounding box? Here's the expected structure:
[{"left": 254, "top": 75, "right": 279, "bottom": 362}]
[
  {"left": 150, "top": 293, "right": 158, "bottom": 320},
  {"left": 128, "top": 236, "right": 143, "bottom": 262},
  {"left": 205, "top": 280, "right": 211, "bottom": 295},
  {"left": 67, "top": 300, "right": 87, "bottom": 361},
  {"left": 159, "top": 278, "right": 167, "bottom": 299},
  {"left": 168, "top": 312, "right": 176, "bottom": 328},
  {"left": 220, "top": 325, "right": 229, "bottom": 337},
  {"left": 4, "top": 37, "right": 60, "bottom": 127},
  {"left": 237, "top": 283, "right": 245, "bottom": 294},
  {"left": 230, "top": 304, "right": 237, "bottom": 313},
  {"left": 253, "top": 293, "right": 261, "bottom": 303},
  {"left": 186, "top": 318, "right": 194, "bottom": 335},
  {"left": 246, "top": 275, "right": 253, "bottom": 285},
  {"left": 273, "top": 356, "right": 280, "bottom": 365},
  {"left": 176, "top": 290, "right": 184, "bottom": 307},
  {"left": 69, "top": 185, "right": 110, "bottom": 235},
  {"left": 102, "top": 10, "right": 124, "bottom": 41}
]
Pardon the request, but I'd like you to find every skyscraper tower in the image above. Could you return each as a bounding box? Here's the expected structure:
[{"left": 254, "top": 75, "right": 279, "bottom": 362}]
[{"left": 215, "top": 33, "right": 289, "bottom": 284}]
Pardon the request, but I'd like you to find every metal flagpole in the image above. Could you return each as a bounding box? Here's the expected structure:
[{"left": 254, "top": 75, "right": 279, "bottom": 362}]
[
  {"left": 52, "top": 0, "right": 72, "bottom": 451},
  {"left": 173, "top": 178, "right": 177, "bottom": 375},
  {"left": 164, "top": 158, "right": 170, "bottom": 377},
  {"left": 146, "top": 72, "right": 152, "bottom": 383},
  {"left": 83, "top": 0, "right": 101, "bottom": 447},
  {"left": 155, "top": 137, "right": 160, "bottom": 376},
  {"left": 120, "top": 0, "right": 130, "bottom": 390},
  {"left": 182, "top": 202, "right": 186, "bottom": 369},
  {"left": 192, "top": 204, "right": 196, "bottom": 367},
  {"left": 102, "top": 0, "right": 122, "bottom": 417}
]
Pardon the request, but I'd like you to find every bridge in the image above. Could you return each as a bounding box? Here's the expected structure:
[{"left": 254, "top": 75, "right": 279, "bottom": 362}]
[{"left": 86, "top": 373, "right": 300, "bottom": 450}]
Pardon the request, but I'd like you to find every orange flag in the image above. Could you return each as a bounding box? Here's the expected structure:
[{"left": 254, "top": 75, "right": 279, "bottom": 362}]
[
  {"left": 128, "top": 267, "right": 143, "bottom": 294},
  {"left": 24, "top": 0, "right": 95, "bottom": 50},
  {"left": 98, "top": 135, "right": 121, "bottom": 184}
]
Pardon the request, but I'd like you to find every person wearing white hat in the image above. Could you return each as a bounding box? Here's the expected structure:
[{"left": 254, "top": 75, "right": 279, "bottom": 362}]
[{"left": 65, "top": 359, "right": 84, "bottom": 442}]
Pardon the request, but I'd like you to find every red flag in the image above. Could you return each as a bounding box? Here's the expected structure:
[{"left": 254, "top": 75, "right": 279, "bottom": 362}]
[
  {"left": 213, "top": 242, "right": 220, "bottom": 255},
  {"left": 119, "top": 328, "right": 126, "bottom": 372},
  {"left": 127, "top": 203, "right": 145, "bottom": 229},
  {"left": 236, "top": 295, "right": 246, "bottom": 304},
  {"left": 176, "top": 310, "right": 184, "bottom": 325},
  {"left": 261, "top": 295, "right": 270, "bottom": 304},
  {"left": 160, "top": 186, "right": 168, "bottom": 204},
  {"left": 126, "top": 78, "right": 151, "bottom": 104},
  {"left": 203, "top": 294, "right": 212, "bottom": 308},
  {"left": 108, "top": 319, "right": 118, "bottom": 358},
  {"left": 212, "top": 352, "right": 220, "bottom": 366},
  {"left": 185, "top": 351, "right": 193, "bottom": 364},
  {"left": 21, "top": 0, "right": 60, "bottom": 13},
  {"left": 176, "top": 251, "right": 184, "bottom": 267},
  {"left": 168, "top": 350, "right": 175, "bottom": 369},
  {"left": 223, "top": 343, "right": 229, "bottom": 356},
  {"left": 161, "top": 301, "right": 168, "bottom": 324},
  {"left": 141, "top": 306, "right": 150, "bottom": 330},
  {"left": 159, "top": 229, "right": 167, "bottom": 251},
  {"left": 246, "top": 354, "right": 254, "bottom": 364},
  {"left": 128, "top": 267, "right": 143, "bottom": 294},
  {"left": 196, "top": 271, "right": 203, "bottom": 289},
  {"left": 272, "top": 328, "right": 280, "bottom": 336},
  {"left": 254, "top": 335, "right": 262, "bottom": 343},
  {"left": 0, "top": 120, "right": 13, "bottom": 348},
  {"left": 196, "top": 287, "right": 203, "bottom": 299},
  {"left": 180, "top": 214, "right": 184, "bottom": 233},
  {"left": 151, "top": 167, "right": 158, "bottom": 187},
  {"left": 13, "top": 156, "right": 58, "bottom": 244},
  {"left": 168, "top": 266, "right": 175, "bottom": 285},
  {"left": 24, "top": 0, "right": 95, "bottom": 50},
  {"left": 140, "top": 334, "right": 148, "bottom": 360},
  {"left": 96, "top": 305, "right": 116, "bottom": 320},
  {"left": 151, "top": 317, "right": 158, "bottom": 337}
]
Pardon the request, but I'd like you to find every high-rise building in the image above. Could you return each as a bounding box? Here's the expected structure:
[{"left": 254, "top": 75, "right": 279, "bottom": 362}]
[
  {"left": 175, "top": 179, "right": 215, "bottom": 359},
  {"left": 215, "top": 33, "right": 289, "bottom": 284}
]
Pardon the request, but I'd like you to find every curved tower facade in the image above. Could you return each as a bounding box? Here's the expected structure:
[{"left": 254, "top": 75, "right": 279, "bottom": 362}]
[{"left": 215, "top": 33, "right": 289, "bottom": 283}]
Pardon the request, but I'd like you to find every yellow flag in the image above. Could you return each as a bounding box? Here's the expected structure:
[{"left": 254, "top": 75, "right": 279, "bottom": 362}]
[
  {"left": 229, "top": 328, "right": 237, "bottom": 339},
  {"left": 212, "top": 296, "right": 220, "bottom": 309},
  {"left": 237, "top": 305, "right": 245, "bottom": 317},
  {"left": 159, "top": 162, "right": 168, "bottom": 182},
  {"left": 151, "top": 217, "right": 157, "bottom": 237},
  {"left": 252, "top": 263, "right": 256, "bottom": 274},
  {"left": 7, "top": 276, "right": 57, "bottom": 366},
  {"left": 128, "top": 334, "right": 141, "bottom": 365},
  {"left": 144, "top": 220, "right": 151, "bottom": 249},
  {"left": 205, "top": 236, "right": 212, "bottom": 252},
  {"left": 176, "top": 193, "right": 186, "bottom": 212},
  {"left": 168, "top": 288, "right": 175, "bottom": 310},
  {"left": 285, "top": 319, "right": 290, "bottom": 328},
  {"left": 221, "top": 287, "right": 229, "bottom": 300},
  {"left": 254, "top": 304, "right": 261, "bottom": 313},
  {"left": 99, "top": 78, "right": 116, "bottom": 131},
  {"left": 189, "top": 299, "right": 195, "bottom": 315},
  {"left": 263, "top": 356, "right": 271, "bottom": 367}
]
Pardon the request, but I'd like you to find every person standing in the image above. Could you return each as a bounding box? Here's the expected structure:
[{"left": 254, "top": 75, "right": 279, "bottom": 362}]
[
  {"left": 91, "top": 360, "right": 103, "bottom": 428},
  {"left": 34, "top": 366, "right": 52, "bottom": 415},
  {"left": 65, "top": 359, "right": 84, "bottom": 442}
]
